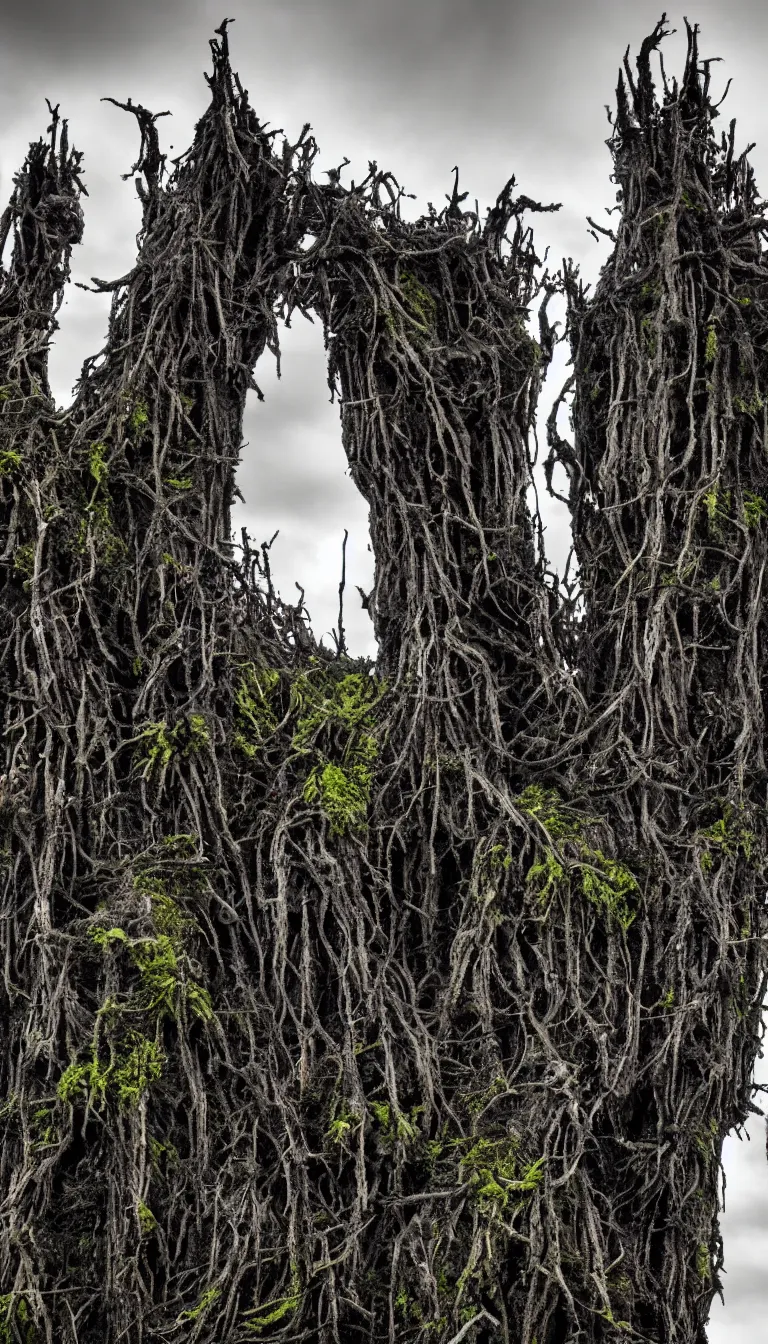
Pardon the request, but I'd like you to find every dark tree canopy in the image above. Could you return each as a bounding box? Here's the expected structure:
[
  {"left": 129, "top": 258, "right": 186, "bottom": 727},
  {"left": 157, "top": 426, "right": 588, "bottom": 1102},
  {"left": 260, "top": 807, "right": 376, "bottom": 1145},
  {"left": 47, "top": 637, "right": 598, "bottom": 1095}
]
[{"left": 0, "top": 13, "right": 767, "bottom": 1344}]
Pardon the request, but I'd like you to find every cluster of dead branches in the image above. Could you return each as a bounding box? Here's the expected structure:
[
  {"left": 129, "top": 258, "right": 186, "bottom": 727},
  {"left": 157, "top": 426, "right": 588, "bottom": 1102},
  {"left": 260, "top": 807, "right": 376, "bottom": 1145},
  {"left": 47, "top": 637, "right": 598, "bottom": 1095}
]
[{"left": 0, "top": 12, "right": 767, "bottom": 1344}]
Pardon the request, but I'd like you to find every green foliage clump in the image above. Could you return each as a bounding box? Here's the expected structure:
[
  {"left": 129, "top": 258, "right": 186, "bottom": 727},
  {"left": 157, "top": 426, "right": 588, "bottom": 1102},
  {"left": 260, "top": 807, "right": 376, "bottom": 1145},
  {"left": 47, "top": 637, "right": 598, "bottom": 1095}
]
[
  {"left": 457, "top": 1074, "right": 508, "bottom": 1116},
  {"left": 149, "top": 1134, "right": 180, "bottom": 1172},
  {"left": 89, "top": 897, "right": 213, "bottom": 1024},
  {"left": 75, "top": 498, "right": 127, "bottom": 566},
  {"left": 302, "top": 750, "right": 376, "bottom": 837}
]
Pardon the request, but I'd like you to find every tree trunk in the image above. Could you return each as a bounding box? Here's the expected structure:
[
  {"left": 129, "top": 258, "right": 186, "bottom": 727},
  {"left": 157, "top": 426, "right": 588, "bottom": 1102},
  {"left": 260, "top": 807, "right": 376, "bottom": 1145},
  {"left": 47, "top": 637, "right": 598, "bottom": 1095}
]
[{"left": 0, "top": 16, "right": 766, "bottom": 1344}]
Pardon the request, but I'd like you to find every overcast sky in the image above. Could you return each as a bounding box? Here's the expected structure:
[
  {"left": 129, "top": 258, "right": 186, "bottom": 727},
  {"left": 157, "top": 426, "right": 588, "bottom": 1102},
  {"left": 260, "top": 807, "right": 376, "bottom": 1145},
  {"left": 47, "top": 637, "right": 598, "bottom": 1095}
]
[{"left": 2, "top": 0, "right": 768, "bottom": 1336}]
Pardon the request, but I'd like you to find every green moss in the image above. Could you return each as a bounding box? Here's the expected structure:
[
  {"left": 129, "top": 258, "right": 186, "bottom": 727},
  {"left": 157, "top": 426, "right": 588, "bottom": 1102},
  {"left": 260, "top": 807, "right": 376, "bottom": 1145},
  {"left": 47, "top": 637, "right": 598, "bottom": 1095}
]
[
  {"left": 88, "top": 441, "right": 109, "bottom": 487},
  {"left": 57, "top": 1031, "right": 165, "bottom": 1112},
  {"left": 0, "top": 1294, "right": 34, "bottom": 1344},
  {"left": 13, "top": 543, "right": 35, "bottom": 578},
  {"left": 516, "top": 784, "right": 597, "bottom": 841},
  {"left": 177, "top": 1286, "right": 221, "bottom": 1322},
  {"left": 517, "top": 785, "right": 638, "bottom": 930},
  {"left": 0, "top": 1094, "right": 18, "bottom": 1121},
  {"left": 242, "top": 1266, "right": 302, "bottom": 1334},
  {"left": 702, "top": 486, "right": 731, "bottom": 538},
  {"left": 290, "top": 670, "right": 385, "bottom": 750},
  {"left": 368, "top": 1100, "right": 423, "bottom": 1147},
  {"left": 292, "top": 669, "right": 387, "bottom": 836},
  {"left": 596, "top": 1305, "right": 632, "bottom": 1331},
  {"left": 525, "top": 850, "right": 565, "bottom": 904},
  {"left": 395, "top": 1288, "right": 424, "bottom": 1324},
  {"left": 186, "top": 714, "right": 210, "bottom": 750},
  {"left": 303, "top": 753, "right": 375, "bottom": 836},
  {"left": 232, "top": 663, "right": 281, "bottom": 758},
  {"left": 0, "top": 449, "right": 22, "bottom": 476},
  {"left": 733, "top": 391, "right": 764, "bottom": 414},
  {"left": 743, "top": 490, "right": 768, "bottom": 527},
  {"left": 325, "top": 1103, "right": 363, "bottom": 1146},
  {"left": 579, "top": 851, "right": 639, "bottom": 932},
  {"left": 164, "top": 477, "right": 193, "bottom": 490},
  {"left": 30, "top": 1102, "right": 57, "bottom": 1150},
  {"left": 398, "top": 269, "right": 437, "bottom": 335},
  {"left": 705, "top": 324, "right": 718, "bottom": 364},
  {"left": 457, "top": 1075, "right": 507, "bottom": 1116},
  {"left": 131, "top": 935, "right": 182, "bottom": 1018},
  {"left": 137, "top": 722, "right": 177, "bottom": 774},
  {"left": 698, "top": 804, "right": 755, "bottom": 871},
  {"left": 75, "top": 498, "right": 127, "bottom": 566},
  {"left": 149, "top": 1135, "right": 180, "bottom": 1171},
  {"left": 680, "top": 188, "right": 705, "bottom": 215},
  {"left": 696, "top": 1244, "right": 711, "bottom": 1281},
  {"left": 136, "top": 714, "right": 210, "bottom": 776},
  {"left": 89, "top": 925, "right": 130, "bottom": 951},
  {"left": 130, "top": 402, "right": 149, "bottom": 434},
  {"left": 441, "top": 1134, "right": 544, "bottom": 1217},
  {"left": 90, "top": 912, "right": 213, "bottom": 1024},
  {"left": 138, "top": 1200, "right": 157, "bottom": 1236}
]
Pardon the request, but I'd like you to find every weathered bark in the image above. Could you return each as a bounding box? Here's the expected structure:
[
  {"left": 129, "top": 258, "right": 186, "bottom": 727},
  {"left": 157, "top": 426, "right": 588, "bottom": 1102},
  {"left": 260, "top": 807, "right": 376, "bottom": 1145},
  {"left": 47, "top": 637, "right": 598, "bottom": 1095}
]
[{"left": 0, "top": 15, "right": 766, "bottom": 1344}]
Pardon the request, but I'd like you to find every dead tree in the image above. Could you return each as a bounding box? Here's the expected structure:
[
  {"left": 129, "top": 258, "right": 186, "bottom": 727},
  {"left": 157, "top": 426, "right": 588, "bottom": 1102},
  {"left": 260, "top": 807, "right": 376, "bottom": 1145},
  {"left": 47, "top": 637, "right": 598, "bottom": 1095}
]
[{"left": 0, "top": 13, "right": 766, "bottom": 1344}]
